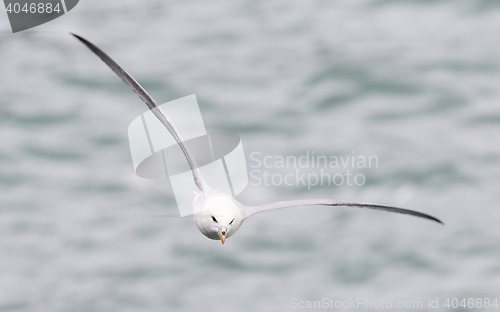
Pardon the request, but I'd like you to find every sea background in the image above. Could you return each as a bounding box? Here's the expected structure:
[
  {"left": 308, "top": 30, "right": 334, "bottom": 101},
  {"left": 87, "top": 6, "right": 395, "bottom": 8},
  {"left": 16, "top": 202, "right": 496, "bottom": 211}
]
[{"left": 1, "top": 0, "right": 500, "bottom": 311}]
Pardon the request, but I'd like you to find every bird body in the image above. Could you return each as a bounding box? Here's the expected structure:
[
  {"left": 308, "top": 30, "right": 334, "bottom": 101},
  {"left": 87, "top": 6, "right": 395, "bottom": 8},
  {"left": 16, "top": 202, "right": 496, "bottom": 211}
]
[
  {"left": 73, "top": 34, "right": 444, "bottom": 245},
  {"left": 193, "top": 187, "right": 244, "bottom": 242}
]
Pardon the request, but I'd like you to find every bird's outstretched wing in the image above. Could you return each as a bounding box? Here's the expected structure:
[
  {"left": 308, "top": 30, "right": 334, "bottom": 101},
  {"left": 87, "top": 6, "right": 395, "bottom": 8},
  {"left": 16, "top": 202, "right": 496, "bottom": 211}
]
[
  {"left": 72, "top": 34, "right": 207, "bottom": 191},
  {"left": 245, "top": 199, "right": 443, "bottom": 225}
]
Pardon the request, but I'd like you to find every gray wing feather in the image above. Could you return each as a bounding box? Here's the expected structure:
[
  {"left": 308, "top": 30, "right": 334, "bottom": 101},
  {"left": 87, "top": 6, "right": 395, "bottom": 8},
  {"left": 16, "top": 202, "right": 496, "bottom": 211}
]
[
  {"left": 245, "top": 199, "right": 443, "bottom": 225},
  {"left": 72, "top": 34, "right": 207, "bottom": 191}
]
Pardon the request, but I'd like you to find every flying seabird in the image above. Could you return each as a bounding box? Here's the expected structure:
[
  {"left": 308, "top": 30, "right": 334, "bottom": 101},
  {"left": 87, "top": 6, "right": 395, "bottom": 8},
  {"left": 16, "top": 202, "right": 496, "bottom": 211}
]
[{"left": 72, "top": 34, "right": 443, "bottom": 245}]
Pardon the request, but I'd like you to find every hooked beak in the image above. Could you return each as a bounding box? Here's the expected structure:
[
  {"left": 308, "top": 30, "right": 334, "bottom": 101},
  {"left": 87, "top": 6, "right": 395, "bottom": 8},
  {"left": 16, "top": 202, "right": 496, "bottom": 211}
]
[{"left": 218, "top": 228, "right": 226, "bottom": 245}]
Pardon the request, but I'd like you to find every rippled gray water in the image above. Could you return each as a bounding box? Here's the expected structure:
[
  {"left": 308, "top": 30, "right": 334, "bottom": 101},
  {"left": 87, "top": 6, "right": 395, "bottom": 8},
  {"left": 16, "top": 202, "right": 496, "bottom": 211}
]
[{"left": 1, "top": 0, "right": 500, "bottom": 311}]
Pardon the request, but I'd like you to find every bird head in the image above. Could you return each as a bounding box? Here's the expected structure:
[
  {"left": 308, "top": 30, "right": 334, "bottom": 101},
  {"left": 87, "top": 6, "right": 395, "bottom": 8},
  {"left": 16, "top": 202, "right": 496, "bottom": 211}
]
[
  {"left": 194, "top": 194, "right": 243, "bottom": 244},
  {"left": 209, "top": 213, "right": 236, "bottom": 244}
]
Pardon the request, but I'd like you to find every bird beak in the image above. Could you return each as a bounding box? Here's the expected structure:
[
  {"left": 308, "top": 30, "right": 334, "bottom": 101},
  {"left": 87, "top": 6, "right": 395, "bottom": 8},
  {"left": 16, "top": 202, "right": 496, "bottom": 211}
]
[{"left": 218, "top": 229, "right": 226, "bottom": 245}]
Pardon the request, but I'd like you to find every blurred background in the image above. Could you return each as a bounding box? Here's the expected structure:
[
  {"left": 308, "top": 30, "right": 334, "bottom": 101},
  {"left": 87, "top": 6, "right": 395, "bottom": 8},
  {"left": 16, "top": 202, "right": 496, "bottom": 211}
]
[{"left": 1, "top": 0, "right": 500, "bottom": 311}]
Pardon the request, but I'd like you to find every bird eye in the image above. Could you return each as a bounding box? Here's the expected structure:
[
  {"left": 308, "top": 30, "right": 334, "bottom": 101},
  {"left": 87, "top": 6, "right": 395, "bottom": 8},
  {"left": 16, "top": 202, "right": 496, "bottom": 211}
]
[
  {"left": 229, "top": 218, "right": 234, "bottom": 225},
  {"left": 212, "top": 216, "right": 218, "bottom": 223}
]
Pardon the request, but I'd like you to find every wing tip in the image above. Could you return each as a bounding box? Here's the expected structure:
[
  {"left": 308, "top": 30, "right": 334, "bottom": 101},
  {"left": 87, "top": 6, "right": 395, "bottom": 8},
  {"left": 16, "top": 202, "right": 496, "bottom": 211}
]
[
  {"left": 433, "top": 217, "right": 445, "bottom": 226},
  {"left": 70, "top": 32, "right": 83, "bottom": 41},
  {"left": 71, "top": 33, "right": 94, "bottom": 50},
  {"left": 336, "top": 201, "right": 445, "bottom": 226}
]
